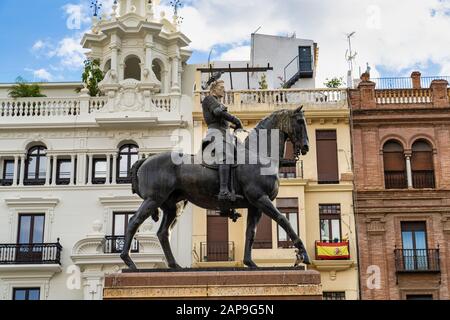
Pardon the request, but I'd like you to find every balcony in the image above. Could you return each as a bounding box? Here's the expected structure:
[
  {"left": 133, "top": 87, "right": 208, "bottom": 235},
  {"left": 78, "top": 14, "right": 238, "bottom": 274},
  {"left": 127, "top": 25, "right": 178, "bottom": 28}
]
[
  {"left": 194, "top": 88, "right": 347, "bottom": 113},
  {"left": 412, "top": 170, "right": 435, "bottom": 189},
  {"left": 384, "top": 171, "right": 407, "bottom": 189},
  {"left": 395, "top": 249, "right": 440, "bottom": 273},
  {"left": 200, "top": 242, "right": 235, "bottom": 262},
  {"left": 0, "top": 242, "right": 62, "bottom": 265},
  {"left": 315, "top": 240, "right": 350, "bottom": 260},
  {"left": 103, "top": 236, "right": 139, "bottom": 254}
]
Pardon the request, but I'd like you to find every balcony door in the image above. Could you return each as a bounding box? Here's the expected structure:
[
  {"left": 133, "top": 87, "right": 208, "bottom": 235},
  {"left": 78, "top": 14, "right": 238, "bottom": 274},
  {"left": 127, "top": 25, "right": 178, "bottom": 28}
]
[
  {"left": 111, "top": 212, "right": 135, "bottom": 253},
  {"left": 206, "top": 211, "right": 229, "bottom": 261},
  {"left": 401, "top": 222, "right": 428, "bottom": 270},
  {"left": 16, "top": 214, "right": 45, "bottom": 263}
]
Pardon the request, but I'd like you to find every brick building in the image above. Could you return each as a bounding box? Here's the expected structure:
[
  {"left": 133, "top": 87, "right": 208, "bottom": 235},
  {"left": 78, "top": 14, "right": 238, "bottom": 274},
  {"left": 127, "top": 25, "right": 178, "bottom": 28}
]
[{"left": 349, "top": 72, "right": 450, "bottom": 300}]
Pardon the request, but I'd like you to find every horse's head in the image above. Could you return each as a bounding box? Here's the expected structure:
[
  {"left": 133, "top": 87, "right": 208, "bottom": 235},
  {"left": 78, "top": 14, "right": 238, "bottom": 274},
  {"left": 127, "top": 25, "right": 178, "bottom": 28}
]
[{"left": 289, "top": 106, "right": 309, "bottom": 157}]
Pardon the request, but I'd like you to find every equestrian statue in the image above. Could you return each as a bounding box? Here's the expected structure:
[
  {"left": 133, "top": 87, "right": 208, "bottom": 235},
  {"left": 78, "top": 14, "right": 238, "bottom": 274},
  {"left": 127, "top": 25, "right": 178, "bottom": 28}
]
[{"left": 120, "top": 74, "right": 311, "bottom": 270}]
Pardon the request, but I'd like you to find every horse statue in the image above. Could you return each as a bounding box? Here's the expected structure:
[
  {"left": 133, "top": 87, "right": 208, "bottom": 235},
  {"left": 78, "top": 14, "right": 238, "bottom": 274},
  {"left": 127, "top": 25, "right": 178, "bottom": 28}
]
[{"left": 120, "top": 106, "right": 310, "bottom": 269}]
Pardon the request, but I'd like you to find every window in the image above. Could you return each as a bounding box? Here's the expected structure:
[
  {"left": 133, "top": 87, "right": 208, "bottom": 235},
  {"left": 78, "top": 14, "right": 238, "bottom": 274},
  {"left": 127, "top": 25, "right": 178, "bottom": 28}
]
[
  {"left": 276, "top": 198, "right": 299, "bottom": 248},
  {"left": 118, "top": 144, "right": 139, "bottom": 183},
  {"left": 411, "top": 140, "right": 435, "bottom": 189},
  {"left": 56, "top": 159, "right": 71, "bottom": 185},
  {"left": 323, "top": 292, "right": 346, "bottom": 300},
  {"left": 124, "top": 56, "right": 141, "bottom": 81},
  {"left": 107, "top": 212, "right": 137, "bottom": 253},
  {"left": 401, "top": 222, "right": 428, "bottom": 271},
  {"left": 25, "top": 146, "right": 47, "bottom": 185},
  {"left": 254, "top": 214, "right": 272, "bottom": 249},
  {"left": 279, "top": 140, "right": 297, "bottom": 179},
  {"left": 16, "top": 214, "right": 45, "bottom": 263},
  {"left": 93, "top": 158, "right": 107, "bottom": 184},
  {"left": 316, "top": 130, "right": 339, "bottom": 184},
  {"left": 2, "top": 160, "right": 14, "bottom": 185},
  {"left": 319, "top": 204, "right": 342, "bottom": 242},
  {"left": 406, "top": 294, "right": 433, "bottom": 300},
  {"left": 383, "top": 140, "right": 407, "bottom": 189},
  {"left": 13, "top": 288, "right": 40, "bottom": 300}
]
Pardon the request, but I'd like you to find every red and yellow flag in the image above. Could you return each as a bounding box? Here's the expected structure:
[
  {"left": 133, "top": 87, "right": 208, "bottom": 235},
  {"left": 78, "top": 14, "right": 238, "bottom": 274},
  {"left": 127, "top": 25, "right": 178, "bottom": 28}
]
[{"left": 316, "top": 242, "right": 350, "bottom": 260}]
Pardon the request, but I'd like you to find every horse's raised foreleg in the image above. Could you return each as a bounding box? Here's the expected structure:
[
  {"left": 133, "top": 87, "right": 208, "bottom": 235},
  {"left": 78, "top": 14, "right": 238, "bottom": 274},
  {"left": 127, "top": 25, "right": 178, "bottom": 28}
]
[
  {"left": 250, "top": 195, "right": 310, "bottom": 264},
  {"left": 121, "top": 198, "right": 159, "bottom": 270},
  {"left": 158, "top": 202, "right": 181, "bottom": 269},
  {"left": 243, "top": 206, "right": 262, "bottom": 268}
]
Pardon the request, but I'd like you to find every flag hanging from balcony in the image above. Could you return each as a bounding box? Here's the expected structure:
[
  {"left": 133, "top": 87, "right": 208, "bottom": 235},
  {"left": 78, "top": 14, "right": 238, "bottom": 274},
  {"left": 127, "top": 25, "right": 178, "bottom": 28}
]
[{"left": 316, "top": 241, "right": 350, "bottom": 260}]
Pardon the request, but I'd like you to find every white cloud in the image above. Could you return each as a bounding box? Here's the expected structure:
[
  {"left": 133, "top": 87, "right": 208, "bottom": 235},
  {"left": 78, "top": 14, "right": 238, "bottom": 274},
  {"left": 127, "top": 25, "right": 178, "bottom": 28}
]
[
  {"left": 32, "top": 40, "right": 45, "bottom": 51},
  {"left": 25, "top": 68, "right": 53, "bottom": 81},
  {"left": 174, "top": 0, "right": 450, "bottom": 84},
  {"left": 217, "top": 45, "right": 251, "bottom": 61},
  {"left": 50, "top": 35, "right": 87, "bottom": 69}
]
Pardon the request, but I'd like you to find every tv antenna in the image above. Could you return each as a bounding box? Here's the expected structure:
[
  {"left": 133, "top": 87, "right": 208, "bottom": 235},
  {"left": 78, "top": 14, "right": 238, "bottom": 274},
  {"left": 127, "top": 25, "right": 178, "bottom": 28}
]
[{"left": 345, "top": 31, "right": 357, "bottom": 87}]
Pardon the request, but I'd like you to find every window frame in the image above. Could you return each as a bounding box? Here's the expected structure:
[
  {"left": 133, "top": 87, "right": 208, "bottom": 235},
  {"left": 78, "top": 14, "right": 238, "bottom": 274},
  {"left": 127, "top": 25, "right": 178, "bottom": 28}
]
[
  {"left": 319, "top": 204, "right": 342, "bottom": 242},
  {"left": 92, "top": 158, "right": 107, "bottom": 184},
  {"left": 56, "top": 158, "right": 71, "bottom": 185},
  {"left": 25, "top": 146, "right": 47, "bottom": 185},
  {"left": 276, "top": 199, "right": 299, "bottom": 249},
  {"left": 117, "top": 144, "right": 139, "bottom": 184},
  {"left": 2, "top": 159, "right": 14, "bottom": 185},
  {"left": 13, "top": 287, "right": 41, "bottom": 301}
]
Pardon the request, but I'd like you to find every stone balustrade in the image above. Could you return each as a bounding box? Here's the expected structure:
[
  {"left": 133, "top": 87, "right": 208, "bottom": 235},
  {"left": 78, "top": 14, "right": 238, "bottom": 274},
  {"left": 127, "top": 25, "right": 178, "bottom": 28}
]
[
  {"left": 375, "top": 89, "right": 432, "bottom": 104},
  {"left": 195, "top": 88, "right": 348, "bottom": 111}
]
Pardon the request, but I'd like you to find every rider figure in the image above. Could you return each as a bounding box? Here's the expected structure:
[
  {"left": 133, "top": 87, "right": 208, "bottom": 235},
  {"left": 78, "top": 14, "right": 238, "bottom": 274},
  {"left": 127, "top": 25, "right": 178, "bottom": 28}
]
[{"left": 202, "top": 79, "right": 243, "bottom": 202}]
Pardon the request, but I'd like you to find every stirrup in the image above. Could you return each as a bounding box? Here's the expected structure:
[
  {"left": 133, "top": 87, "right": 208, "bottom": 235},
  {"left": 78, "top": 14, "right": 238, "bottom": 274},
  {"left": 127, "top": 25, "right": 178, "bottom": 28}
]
[{"left": 218, "top": 190, "right": 233, "bottom": 201}]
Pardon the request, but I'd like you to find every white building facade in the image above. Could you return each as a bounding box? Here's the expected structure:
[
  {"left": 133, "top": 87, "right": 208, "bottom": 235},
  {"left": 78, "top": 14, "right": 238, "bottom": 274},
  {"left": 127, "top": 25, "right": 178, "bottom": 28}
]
[{"left": 0, "top": 0, "right": 195, "bottom": 300}]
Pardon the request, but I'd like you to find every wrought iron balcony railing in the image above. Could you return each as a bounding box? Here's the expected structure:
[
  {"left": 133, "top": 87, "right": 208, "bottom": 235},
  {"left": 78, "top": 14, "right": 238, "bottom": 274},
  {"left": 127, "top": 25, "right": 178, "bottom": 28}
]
[
  {"left": 412, "top": 171, "right": 435, "bottom": 189},
  {"left": 384, "top": 171, "right": 407, "bottom": 189},
  {"left": 200, "top": 241, "right": 235, "bottom": 262},
  {"left": 394, "top": 248, "right": 440, "bottom": 273},
  {"left": 103, "top": 236, "right": 139, "bottom": 254},
  {"left": 0, "top": 241, "right": 62, "bottom": 265}
]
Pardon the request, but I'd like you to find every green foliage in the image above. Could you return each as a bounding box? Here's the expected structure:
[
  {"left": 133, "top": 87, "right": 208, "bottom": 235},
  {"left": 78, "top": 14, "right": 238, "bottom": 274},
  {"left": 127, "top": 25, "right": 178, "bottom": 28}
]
[
  {"left": 259, "top": 74, "right": 268, "bottom": 90},
  {"left": 76, "top": 59, "right": 104, "bottom": 96},
  {"left": 324, "top": 77, "right": 345, "bottom": 88},
  {"left": 8, "top": 77, "right": 46, "bottom": 98}
]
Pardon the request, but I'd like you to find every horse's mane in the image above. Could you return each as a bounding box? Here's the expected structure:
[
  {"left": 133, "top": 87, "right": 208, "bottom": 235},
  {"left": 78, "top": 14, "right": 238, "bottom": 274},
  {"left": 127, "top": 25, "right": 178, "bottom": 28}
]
[{"left": 254, "top": 109, "right": 293, "bottom": 134}]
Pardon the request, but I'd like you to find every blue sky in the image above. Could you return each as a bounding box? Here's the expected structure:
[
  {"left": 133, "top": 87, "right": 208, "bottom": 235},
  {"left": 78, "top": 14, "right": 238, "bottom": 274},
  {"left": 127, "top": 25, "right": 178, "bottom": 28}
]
[{"left": 0, "top": 0, "right": 449, "bottom": 84}]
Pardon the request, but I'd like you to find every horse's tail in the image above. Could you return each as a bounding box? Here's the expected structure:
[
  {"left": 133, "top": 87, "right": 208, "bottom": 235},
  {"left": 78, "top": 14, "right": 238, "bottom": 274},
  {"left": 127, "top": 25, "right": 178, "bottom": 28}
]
[{"left": 131, "top": 158, "right": 146, "bottom": 198}]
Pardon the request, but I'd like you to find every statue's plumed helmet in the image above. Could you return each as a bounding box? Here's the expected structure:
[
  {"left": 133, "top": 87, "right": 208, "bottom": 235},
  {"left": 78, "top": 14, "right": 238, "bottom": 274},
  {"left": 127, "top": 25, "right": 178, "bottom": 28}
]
[{"left": 210, "top": 80, "right": 225, "bottom": 93}]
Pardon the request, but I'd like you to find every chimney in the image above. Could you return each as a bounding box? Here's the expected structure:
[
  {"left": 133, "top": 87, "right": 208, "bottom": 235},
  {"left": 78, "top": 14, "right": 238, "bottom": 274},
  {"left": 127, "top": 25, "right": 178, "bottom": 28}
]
[{"left": 411, "top": 71, "right": 421, "bottom": 89}]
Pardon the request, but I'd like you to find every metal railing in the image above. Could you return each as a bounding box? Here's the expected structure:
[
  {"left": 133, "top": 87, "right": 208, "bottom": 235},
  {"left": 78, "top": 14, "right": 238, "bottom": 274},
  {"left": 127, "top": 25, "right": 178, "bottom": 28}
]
[
  {"left": 372, "top": 76, "right": 450, "bottom": 89},
  {"left": 200, "top": 241, "right": 235, "bottom": 262},
  {"left": 395, "top": 249, "right": 440, "bottom": 272},
  {"left": 0, "top": 242, "right": 62, "bottom": 265},
  {"left": 103, "top": 236, "right": 139, "bottom": 254},
  {"left": 412, "top": 170, "right": 435, "bottom": 189},
  {"left": 384, "top": 171, "right": 407, "bottom": 189},
  {"left": 253, "top": 240, "right": 272, "bottom": 249}
]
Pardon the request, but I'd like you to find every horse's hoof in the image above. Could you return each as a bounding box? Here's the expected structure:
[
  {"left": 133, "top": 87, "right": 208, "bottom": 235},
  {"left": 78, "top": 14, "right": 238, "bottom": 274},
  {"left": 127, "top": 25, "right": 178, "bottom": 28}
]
[
  {"left": 243, "top": 260, "right": 258, "bottom": 269},
  {"left": 121, "top": 253, "right": 138, "bottom": 270},
  {"left": 302, "top": 253, "right": 311, "bottom": 265}
]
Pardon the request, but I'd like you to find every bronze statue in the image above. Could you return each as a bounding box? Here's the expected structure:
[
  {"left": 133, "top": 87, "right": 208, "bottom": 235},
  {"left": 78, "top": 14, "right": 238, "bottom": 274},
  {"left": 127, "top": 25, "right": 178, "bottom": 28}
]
[{"left": 121, "top": 79, "right": 310, "bottom": 270}]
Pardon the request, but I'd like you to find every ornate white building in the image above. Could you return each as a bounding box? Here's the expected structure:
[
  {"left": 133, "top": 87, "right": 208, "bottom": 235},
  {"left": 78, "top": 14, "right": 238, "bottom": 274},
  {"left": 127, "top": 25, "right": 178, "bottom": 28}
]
[{"left": 0, "top": 0, "right": 195, "bottom": 300}]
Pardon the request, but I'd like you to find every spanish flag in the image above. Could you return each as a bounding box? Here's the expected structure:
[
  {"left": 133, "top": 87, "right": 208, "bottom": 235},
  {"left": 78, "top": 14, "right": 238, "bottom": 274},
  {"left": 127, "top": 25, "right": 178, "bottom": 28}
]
[{"left": 316, "top": 241, "right": 350, "bottom": 260}]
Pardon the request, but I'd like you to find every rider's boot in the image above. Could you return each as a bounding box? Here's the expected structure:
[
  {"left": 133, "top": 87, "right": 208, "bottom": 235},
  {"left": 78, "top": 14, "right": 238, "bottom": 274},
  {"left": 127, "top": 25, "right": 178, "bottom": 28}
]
[{"left": 218, "top": 164, "right": 233, "bottom": 201}]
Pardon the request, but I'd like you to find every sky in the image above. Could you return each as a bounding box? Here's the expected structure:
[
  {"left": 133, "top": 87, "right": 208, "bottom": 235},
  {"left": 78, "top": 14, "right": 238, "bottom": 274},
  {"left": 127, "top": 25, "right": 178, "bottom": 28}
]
[{"left": 0, "top": 0, "right": 449, "bottom": 86}]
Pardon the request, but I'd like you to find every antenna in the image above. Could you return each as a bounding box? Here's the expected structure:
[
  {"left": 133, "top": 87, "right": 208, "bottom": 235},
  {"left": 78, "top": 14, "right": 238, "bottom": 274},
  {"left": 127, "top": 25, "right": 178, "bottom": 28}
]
[{"left": 345, "top": 31, "right": 357, "bottom": 88}]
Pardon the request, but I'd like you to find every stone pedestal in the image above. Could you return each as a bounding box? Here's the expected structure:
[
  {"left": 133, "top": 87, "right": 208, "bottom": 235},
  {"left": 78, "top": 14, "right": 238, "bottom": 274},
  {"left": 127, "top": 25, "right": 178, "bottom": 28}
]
[{"left": 103, "top": 268, "right": 322, "bottom": 300}]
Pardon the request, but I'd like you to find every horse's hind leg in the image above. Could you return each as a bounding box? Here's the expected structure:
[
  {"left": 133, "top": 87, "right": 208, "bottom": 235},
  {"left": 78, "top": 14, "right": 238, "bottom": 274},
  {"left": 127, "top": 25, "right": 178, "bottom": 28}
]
[
  {"left": 243, "top": 206, "right": 262, "bottom": 268},
  {"left": 121, "top": 198, "right": 159, "bottom": 270},
  {"left": 158, "top": 202, "right": 181, "bottom": 269}
]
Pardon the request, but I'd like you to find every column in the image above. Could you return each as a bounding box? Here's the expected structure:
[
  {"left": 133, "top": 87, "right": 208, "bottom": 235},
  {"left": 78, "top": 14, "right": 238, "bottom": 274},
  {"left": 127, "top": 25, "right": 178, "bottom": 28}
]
[
  {"left": 52, "top": 155, "right": 58, "bottom": 186},
  {"left": 405, "top": 155, "right": 413, "bottom": 189},
  {"left": 105, "top": 154, "right": 111, "bottom": 185},
  {"left": 111, "top": 47, "right": 118, "bottom": 72},
  {"left": 145, "top": 35, "right": 153, "bottom": 69},
  {"left": 70, "top": 155, "right": 76, "bottom": 185},
  {"left": 45, "top": 156, "right": 51, "bottom": 186},
  {"left": 87, "top": 155, "right": 94, "bottom": 185},
  {"left": 77, "top": 154, "right": 85, "bottom": 185},
  {"left": 171, "top": 56, "right": 180, "bottom": 92},
  {"left": 12, "top": 155, "right": 19, "bottom": 186},
  {"left": 19, "top": 155, "right": 25, "bottom": 186},
  {"left": 112, "top": 154, "right": 117, "bottom": 185}
]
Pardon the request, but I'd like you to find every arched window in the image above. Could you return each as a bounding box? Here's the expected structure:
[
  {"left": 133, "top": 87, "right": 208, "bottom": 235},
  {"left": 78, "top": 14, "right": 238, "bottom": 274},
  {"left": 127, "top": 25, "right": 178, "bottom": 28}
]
[
  {"left": 411, "top": 140, "right": 435, "bottom": 188},
  {"left": 117, "top": 144, "right": 139, "bottom": 183},
  {"left": 383, "top": 140, "right": 406, "bottom": 189},
  {"left": 124, "top": 56, "right": 141, "bottom": 81},
  {"left": 25, "top": 146, "right": 47, "bottom": 185}
]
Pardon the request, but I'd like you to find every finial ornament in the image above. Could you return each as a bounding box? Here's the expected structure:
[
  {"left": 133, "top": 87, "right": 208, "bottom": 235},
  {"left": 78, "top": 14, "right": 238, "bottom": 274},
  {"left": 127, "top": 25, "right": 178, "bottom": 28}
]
[{"left": 91, "top": 0, "right": 103, "bottom": 17}]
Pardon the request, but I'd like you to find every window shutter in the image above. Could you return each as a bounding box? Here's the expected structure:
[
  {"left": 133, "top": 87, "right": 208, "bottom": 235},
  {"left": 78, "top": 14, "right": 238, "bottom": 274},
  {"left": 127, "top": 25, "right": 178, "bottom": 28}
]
[
  {"left": 316, "top": 130, "right": 339, "bottom": 183},
  {"left": 383, "top": 152, "right": 406, "bottom": 171},
  {"left": 284, "top": 140, "right": 295, "bottom": 159},
  {"left": 411, "top": 151, "right": 433, "bottom": 171},
  {"left": 254, "top": 214, "right": 272, "bottom": 249}
]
